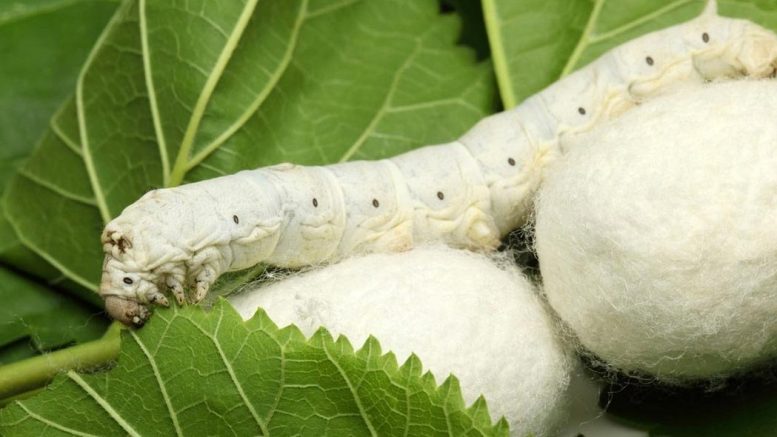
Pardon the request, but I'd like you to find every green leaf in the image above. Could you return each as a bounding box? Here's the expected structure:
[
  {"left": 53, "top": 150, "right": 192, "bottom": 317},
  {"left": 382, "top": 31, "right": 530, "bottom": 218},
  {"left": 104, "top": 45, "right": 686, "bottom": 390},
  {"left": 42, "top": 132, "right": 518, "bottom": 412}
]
[
  {"left": 482, "top": 0, "right": 777, "bottom": 107},
  {"left": 0, "top": 267, "right": 108, "bottom": 365},
  {"left": 4, "top": 0, "right": 496, "bottom": 291},
  {"left": 444, "top": 0, "right": 491, "bottom": 61},
  {"left": 0, "top": 300, "right": 509, "bottom": 436},
  {"left": 0, "top": 0, "right": 116, "bottom": 362},
  {"left": 0, "top": 0, "right": 117, "bottom": 292},
  {"left": 0, "top": 0, "right": 117, "bottom": 188}
]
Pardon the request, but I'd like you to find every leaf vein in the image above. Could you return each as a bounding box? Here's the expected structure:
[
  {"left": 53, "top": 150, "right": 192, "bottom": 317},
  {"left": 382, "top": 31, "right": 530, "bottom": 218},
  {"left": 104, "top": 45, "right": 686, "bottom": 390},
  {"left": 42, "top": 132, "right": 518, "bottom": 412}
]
[
  {"left": 129, "top": 330, "right": 183, "bottom": 437},
  {"left": 321, "top": 339, "right": 378, "bottom": 436},
  {"left": 140, "top": 0, "right": 170, "bottom": 185},
  {"left": 167, "top": 0, "right": 260, "bottom": 186},
  {"left": 560, "top": 0, "right": 606, "bottom": 78},
  {"left": 193, "top": 309, "right": 269, "bottom": 435},
  {"left": 305, "top": 0, "right": 359, "bottom": 19},
  {"left": 16, "top": 402, "right": 99, "bottom": 437},
  {"left": 186, "top": 0, "right": 309, "bottom": 170},
  {"left": 18, "top": 170, "right": 96, "bottom": 206},
  {"left": 77, "top": 0, "right": 130, "bottom": 224},
  {"left": 589, "top": 0, "right": 695, "bottom": 44},
  {"left": 67, "top": 371, "right": 141, "bottom": 437},
  {"left": 50, "top": 100, "right": 83, "bottom": 156},
  {"left": 337, "top": 35, "right": 425, "bottom": 162}
]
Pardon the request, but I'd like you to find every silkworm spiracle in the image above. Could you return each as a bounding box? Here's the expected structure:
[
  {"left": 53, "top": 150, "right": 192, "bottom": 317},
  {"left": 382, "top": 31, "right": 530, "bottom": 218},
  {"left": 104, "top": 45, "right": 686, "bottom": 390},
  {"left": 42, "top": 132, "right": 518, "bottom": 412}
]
[{"left": 101, "top": 1, "right": 777, "bottom": 326}]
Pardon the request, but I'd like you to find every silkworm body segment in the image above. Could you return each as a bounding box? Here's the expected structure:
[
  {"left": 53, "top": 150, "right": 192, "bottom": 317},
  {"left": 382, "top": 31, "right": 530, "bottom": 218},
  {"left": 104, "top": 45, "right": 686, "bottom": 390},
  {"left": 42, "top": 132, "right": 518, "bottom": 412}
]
[{"left": 100, "top": 2, "right": 777, "bottom": 326}]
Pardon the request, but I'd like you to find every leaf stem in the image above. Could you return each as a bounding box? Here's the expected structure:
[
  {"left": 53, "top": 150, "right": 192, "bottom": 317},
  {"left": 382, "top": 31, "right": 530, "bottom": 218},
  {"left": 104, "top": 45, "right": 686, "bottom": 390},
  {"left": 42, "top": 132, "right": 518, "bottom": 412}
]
[
  {"left": 481, "top": 0, "right": 517, "bottom": 108},
  {"left": 0, "top": 323, "right": 121, "bottom": 401}
]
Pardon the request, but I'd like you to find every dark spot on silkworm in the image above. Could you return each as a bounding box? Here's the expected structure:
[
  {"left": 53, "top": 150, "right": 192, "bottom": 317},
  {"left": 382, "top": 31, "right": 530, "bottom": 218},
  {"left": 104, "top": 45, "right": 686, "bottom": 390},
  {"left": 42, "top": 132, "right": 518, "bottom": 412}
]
[
  {"left": 312, "top": 198, "right": 318, "bottom": 208},
  {"left": 578, "top": 107, "right": 586, "bottom": 115},
  {"left": 372, "top": 199, "right": 380, "bottom": 208},
  {"left": 232, "top": 215, "right": 239, "bottom": 224},
  {"left": 508, "top": 157, "right": 516, "bottom": 166},
  {"left": 123, "top": 277, "right": 134, "bottom": 285},
  {"left": 107, "top": 234, "right": 131, "bottom": 254},
  {"left": 702, "top": 32, "right": 710, "bottom": 43},
  {"left": 646, "top": 56, "right": 654, "bottom": 66},
  {"left": 437, "top": 191, "right": 444, "bottom": 200}
]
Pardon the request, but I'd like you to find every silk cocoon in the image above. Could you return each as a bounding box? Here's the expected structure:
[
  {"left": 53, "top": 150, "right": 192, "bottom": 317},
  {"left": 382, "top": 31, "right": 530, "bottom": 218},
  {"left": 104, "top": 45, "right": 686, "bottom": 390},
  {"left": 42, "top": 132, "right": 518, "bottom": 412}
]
[
  {"left": 229, "top": 246, "right": 574, "bottom": 436},
  {"left": 536, "top": 80, "right": 777, "bottom": 382}
]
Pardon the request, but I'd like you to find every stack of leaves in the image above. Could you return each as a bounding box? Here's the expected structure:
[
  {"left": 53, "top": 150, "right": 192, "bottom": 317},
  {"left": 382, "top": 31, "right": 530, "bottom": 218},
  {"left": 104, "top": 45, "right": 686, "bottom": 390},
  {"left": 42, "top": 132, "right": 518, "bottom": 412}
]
[{"left": 3, "top": 0, "right": 777, "bottom": 435}]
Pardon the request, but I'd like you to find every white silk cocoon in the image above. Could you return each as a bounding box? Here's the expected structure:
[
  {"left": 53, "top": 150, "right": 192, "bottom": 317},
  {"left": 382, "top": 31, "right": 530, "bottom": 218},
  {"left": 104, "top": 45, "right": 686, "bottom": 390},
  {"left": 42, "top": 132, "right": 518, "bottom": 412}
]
[
  {"left": 228, "top": 246, "right": 573, "bottom": 436},
  {"left": 536, "top": 79, "right": 777, "bottom": 382}
]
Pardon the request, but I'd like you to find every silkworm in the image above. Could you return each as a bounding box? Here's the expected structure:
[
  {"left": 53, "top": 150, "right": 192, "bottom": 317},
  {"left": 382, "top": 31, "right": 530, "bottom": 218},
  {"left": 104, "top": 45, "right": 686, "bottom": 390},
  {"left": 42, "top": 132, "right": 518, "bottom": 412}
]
[{"left": 101, "top": 2, "right": 777, "bottom": 326}]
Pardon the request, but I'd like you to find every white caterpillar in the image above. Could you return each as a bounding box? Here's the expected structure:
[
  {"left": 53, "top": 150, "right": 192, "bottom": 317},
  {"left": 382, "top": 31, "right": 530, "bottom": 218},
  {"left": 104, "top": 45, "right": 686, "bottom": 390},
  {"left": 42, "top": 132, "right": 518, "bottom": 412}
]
[{"left": 101, "top": 2, "right": 777, "bottom": 326}]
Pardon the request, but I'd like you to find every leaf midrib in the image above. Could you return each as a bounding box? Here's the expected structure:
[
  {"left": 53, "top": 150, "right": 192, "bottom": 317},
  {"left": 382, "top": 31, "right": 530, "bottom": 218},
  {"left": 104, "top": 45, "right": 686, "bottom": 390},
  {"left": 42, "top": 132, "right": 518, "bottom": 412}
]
[
  {"left": 130, "top": 327, "right": 182, "bottom": 437},
  {"left": 559, "top": 0, "right": 606, "bottom": 78},
  {"left": 185, "top": 0, "right": 309, "bottom": 172},
  {"left": 191, "top": 309, "right": 270, "bottom": 435},
  {"left": 481, "top": 0, "right": 516, "bottom": 108},
  {"left": 165, "top": 0, "right": 260, "bottom": 187},
  {"left": 322, "top": 338, "right": 378, "bottom": 436},
  {"left": 76, "top": 0, "right": 131, "bottom": 224},
  {"left": 337, "top": 33, "right": 425, "bottom": 163}
]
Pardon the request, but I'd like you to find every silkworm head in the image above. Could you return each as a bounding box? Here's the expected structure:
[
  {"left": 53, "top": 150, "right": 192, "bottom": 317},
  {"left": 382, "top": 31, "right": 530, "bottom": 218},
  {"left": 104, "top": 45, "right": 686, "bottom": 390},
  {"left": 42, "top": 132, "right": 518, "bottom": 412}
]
[
  {"left": 104, "top": 295, "right": 150, "bottom": 327},
  {"left": 100, "top": 256, "right": 159, "bottom": 326}
]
